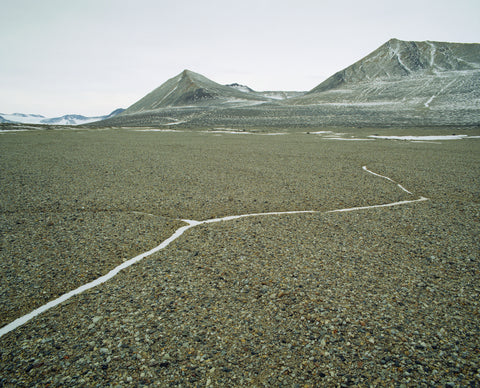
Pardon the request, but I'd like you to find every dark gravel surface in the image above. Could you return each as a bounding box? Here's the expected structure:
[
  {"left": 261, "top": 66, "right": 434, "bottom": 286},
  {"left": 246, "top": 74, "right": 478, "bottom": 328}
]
[{"left": 0, "top": 128, "right": 479, "bottom": 386}]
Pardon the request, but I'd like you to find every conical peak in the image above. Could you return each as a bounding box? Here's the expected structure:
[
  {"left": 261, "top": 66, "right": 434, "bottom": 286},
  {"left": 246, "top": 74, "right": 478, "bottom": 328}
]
[
  {"left": 176, "top": 69, "right": 212, "bottom": 87},
  {"left": 180, "top": 69, "right": 193, "bottom": 78},
  {"left": 179, "top": 69, "right": 203, "bottom": 81}
]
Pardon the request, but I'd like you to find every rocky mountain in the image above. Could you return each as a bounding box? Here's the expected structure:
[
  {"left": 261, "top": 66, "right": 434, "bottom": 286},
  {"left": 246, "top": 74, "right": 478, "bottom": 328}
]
[
  {"left": 93, "top": 39, "right": 480, "bottom": 129},
  {"left": 292, "top": 39, "right": 480, "bottom": 110},
  {"left": 0, "top": 109, "right": 124, "bottom": 126},
  {"left": 122, "top": 70, "right": 271, "bottom": 115}
]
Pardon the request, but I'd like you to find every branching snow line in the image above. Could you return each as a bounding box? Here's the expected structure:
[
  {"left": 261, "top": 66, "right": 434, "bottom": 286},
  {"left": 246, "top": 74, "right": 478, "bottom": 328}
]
[{"left": 0, "top": 167, "right": 429, "bottom": 338}]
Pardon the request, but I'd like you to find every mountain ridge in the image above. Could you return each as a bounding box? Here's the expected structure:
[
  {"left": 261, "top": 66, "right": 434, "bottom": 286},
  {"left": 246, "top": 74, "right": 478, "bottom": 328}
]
[{"left": 82, "top": 39, "right": 480, "bottom": 128}]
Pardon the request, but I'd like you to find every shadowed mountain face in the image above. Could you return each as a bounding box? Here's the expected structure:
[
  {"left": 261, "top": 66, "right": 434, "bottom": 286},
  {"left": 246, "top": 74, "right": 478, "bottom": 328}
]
[{"left": 95, "top": 40, "right": 480, "bottom": 129}]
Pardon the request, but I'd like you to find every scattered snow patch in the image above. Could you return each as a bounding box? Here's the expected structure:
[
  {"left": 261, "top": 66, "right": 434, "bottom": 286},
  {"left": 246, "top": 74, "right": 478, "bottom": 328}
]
[
  {"left": 204, "top": 129, "right": 252, "bottom": 135},
  {"left": 0, "top": 129, "right": 31, "bottom": 133},
  {"left": 368, "top": 135, "right": 469, "bottom": 141},
  {"left": 163, "top": 120, "right": 187, "bottom": 126}
]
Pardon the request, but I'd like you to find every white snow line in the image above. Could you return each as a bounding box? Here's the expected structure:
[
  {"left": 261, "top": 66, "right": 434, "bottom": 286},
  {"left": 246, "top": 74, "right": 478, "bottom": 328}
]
[
  {"left": 154, "top": 84, "right": 178, "bottom": 107},
  {"left": 362, "top": 166, "right": 413, "bottom": 194},
  {"left": 424, "top": 95, "right": 435, "bottom": 108},
  {"left": 163, "top": 120, "right": 187, "bottom": 126},
  {"left": 426, "top": 41, "right": 437, "bottom": 67},
  {"left": 0, "top": 220, "right": 198, "bottom": 338},
  {"left": 326, "top": 197, "right": 429, "bottom": 213},
  {"left": 0, "top": 167, "right": 428, "bottom": 338},
  {"left": 200, "top": 210, "right": 318, "bottom": 224},
  {"left": 393, "top": 49, "right": 411, "bottom": 74}
]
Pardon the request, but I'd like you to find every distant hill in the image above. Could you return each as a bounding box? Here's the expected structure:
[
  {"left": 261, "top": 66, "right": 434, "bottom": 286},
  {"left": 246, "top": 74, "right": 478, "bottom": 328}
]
[
  {"left": 0, "top": 116, "right": 14, "bottom": 123},
  {"left": 0, "top": 113, "right": 46, "bottom": 124},
  {"left": 0, "top": 109, "right": 124, "bottom": 126}
]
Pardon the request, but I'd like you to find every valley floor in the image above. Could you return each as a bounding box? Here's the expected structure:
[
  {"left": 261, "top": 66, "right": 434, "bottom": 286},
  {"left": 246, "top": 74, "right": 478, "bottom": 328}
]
[{"left": 0, "top": 127, "right": 479, "bottom": 386}]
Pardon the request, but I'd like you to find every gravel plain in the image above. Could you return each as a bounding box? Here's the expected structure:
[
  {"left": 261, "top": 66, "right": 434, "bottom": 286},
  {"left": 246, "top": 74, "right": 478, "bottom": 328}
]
[{"left": 0, "top": 127, "right": 479, "bottom": 386}]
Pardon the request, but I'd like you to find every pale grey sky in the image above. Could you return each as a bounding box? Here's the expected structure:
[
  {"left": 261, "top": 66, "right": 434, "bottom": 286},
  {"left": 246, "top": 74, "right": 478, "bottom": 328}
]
[{"left": 1, "top": 0, "right": 479, "bottom": 116}]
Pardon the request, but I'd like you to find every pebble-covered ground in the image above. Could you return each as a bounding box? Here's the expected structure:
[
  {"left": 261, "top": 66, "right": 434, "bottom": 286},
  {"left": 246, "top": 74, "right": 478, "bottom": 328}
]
[{"left": 0, "top": 128, "right": 479, "bottom": 386}]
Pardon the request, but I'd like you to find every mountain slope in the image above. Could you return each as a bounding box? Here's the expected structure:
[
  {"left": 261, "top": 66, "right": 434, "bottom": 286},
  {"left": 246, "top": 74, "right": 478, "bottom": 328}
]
[
  {"left": 121, "top": 70, "right": 271, "bottom": 115},
  {"left": 310, "top": 39, "right": 480, "bottom": 93}
]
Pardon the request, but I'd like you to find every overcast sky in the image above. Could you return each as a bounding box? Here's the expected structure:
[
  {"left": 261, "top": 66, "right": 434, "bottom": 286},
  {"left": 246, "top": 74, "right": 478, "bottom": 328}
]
[{"left": 1, "top": 0, "right": 479, "bottom": 116}]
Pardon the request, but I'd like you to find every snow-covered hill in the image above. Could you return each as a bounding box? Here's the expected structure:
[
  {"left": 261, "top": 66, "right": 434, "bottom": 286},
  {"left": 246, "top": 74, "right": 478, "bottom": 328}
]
[
  {"left": 0, "top": 113, "right": 46, "bottom": 124},
  {"left": 0, "top": 109, "right": 124, "bottom": 126}
]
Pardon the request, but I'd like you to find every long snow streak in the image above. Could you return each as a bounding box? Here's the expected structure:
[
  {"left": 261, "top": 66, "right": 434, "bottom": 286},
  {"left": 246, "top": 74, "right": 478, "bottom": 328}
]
[
  {"left": 0, "top": 167, "right": 429, "bottom": 338},
  {"left": 0, "top": 220, "right": 199, "bottom": 338}
]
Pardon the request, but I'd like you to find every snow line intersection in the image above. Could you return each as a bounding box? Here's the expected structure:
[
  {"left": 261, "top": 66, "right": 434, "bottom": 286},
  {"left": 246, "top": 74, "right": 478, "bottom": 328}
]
[{"left": 0, "top": 166, "right": 429, "bottom": 338}]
